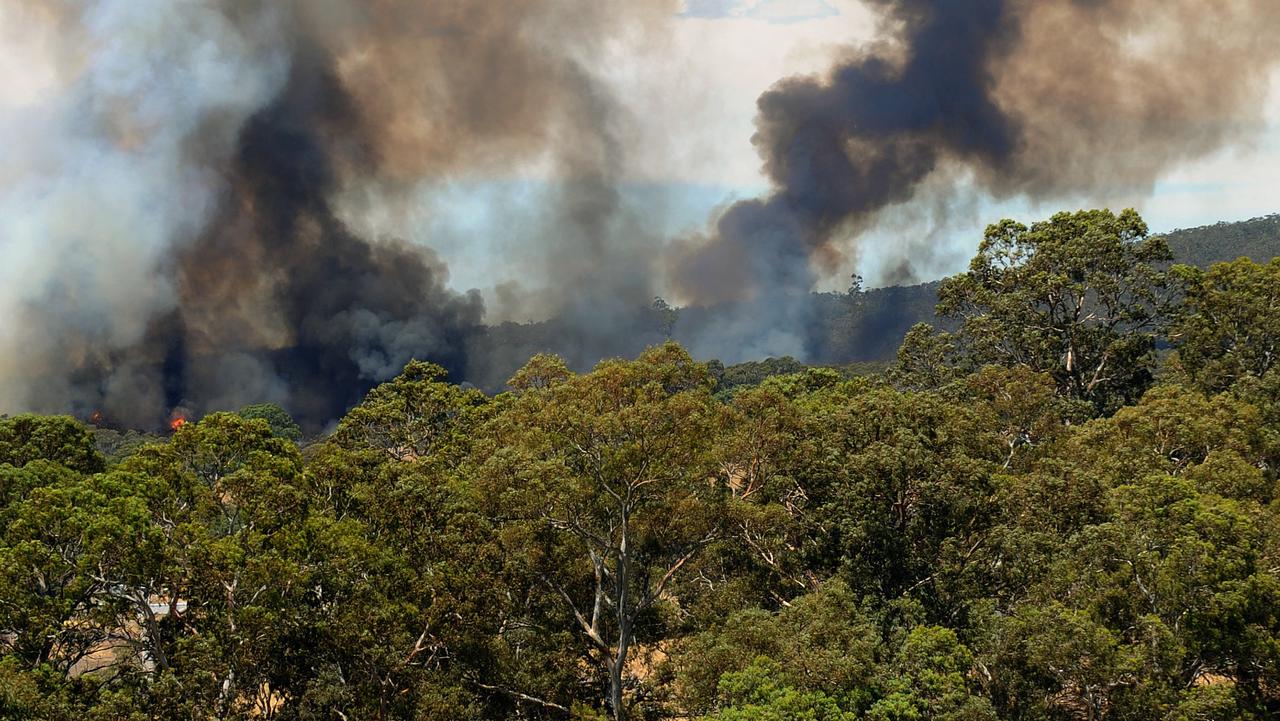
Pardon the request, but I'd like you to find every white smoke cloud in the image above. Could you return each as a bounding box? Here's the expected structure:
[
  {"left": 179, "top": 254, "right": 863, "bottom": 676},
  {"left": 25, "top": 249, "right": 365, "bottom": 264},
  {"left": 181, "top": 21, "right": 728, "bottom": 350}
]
[{"left": 0, "top": 0, "right": 289, "bottom": 420}]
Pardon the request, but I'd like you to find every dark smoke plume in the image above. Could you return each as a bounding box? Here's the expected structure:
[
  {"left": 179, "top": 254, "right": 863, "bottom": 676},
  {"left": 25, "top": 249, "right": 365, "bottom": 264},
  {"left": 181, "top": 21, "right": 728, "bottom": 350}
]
[
  {"left": 670, "top": 0, "right": 1280, "bottom": 323},
  {"left": 176, "top": 53, "right": 484, "bottom": 425},
  {"left": 3, "top": 0, "right": 1279, "bottom": 424},
  {"left": 0, "top": 0, "right": 673, "bottom": 429}
]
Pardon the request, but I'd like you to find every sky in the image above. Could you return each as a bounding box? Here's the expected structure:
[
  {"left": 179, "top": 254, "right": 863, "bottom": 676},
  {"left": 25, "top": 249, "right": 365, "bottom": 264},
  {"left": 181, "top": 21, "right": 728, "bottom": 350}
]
[
  {"left": 648, "top": 0, "right": 1280, "bottom": 278},
  {"left": 664, "top": 0, "right": 1280, "bottom": 232},
  {"left": 396, "top": 0, "right": 1280, "bottom": 298},
  {"left": 0, "top": 0, "right": 1276, "bottom": 423},
  {"left": 2, "top": 0, "right": 1278, "bottom": 302}
]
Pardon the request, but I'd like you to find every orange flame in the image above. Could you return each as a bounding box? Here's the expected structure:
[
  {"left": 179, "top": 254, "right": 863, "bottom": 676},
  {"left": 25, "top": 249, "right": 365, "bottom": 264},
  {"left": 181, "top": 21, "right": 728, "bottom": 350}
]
[
  {"left": 90, "top": 411, "right": 103, "bottom": 425},
  {"left": 170, "top": 415, "right": 187, "bottom": 432}
]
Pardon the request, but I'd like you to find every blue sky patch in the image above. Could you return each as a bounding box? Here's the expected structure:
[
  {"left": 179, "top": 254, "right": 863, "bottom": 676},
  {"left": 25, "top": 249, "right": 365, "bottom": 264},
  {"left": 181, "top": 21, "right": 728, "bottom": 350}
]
[{"left": 680, "top": 0, "right": 839, "bottom": 24}]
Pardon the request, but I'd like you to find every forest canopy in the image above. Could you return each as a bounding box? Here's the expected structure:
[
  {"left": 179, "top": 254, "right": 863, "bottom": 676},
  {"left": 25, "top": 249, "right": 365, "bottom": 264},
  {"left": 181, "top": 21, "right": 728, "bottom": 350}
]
[{"left": 2, "top": 209, "right": 1280, "bottom": 720}]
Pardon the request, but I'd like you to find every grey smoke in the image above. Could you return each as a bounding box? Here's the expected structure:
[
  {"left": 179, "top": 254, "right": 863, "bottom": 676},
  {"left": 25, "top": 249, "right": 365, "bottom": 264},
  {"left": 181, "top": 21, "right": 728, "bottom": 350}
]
[
  {"left": 2, "top": 0, "right": 1279, "bottom": 427},
  {"left": 0, "top": 0, "right": 674, "bottom": 429},
  {"left": 669, "top": 0, "right": 1280, "bottom": 358}
]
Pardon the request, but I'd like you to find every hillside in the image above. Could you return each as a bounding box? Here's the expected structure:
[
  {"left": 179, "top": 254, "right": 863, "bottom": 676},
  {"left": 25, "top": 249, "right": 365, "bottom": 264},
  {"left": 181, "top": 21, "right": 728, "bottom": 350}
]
[
  {"left": 799, "top": 213, "right": 1280, "bottom": 365},
  {"left": 473, "top": 213, "right": 1279, "bottom": 387},
  {"left": 1161, "top": 213, "right": 1280, "bottom": 267}
]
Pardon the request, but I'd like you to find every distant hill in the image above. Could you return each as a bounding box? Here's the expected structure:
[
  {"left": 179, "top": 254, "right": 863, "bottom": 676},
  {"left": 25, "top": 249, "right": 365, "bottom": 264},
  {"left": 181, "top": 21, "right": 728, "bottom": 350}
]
[
  {"left": 801, "top": 213, "right": 1280, "bottom": 364},
  {"left": 473, "top": 213, "right": 1280, "bottom": 387},
  {"left": 805, "top": 281, "right": 949, "bottom": 365},
  {"left": 1161, "top": 213, "right": 1280, "bottom": 267}
]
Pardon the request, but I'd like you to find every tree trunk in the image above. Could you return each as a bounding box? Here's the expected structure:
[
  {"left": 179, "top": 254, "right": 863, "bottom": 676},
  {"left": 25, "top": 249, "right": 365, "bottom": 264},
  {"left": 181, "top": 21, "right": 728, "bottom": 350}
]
[
  {"left": 609, "top": 655, "right": 625, "bottom": 721},
  {"left": 610, "top": 503, "right": 633, "bottom": 721}
]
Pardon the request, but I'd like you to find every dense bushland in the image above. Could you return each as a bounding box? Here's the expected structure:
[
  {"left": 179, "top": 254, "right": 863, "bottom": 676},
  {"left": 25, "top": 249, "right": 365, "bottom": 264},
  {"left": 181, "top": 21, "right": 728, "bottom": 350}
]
[{"left": 3, "top": 210, "right": 1280, "bottom": 720}]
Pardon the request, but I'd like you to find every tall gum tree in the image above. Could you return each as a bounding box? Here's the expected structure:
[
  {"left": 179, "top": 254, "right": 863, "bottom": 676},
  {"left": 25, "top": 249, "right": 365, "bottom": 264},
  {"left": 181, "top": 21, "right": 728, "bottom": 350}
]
[
  {"left": 937, "top": 208, "right": 1174, "bottom": 414},
  {"left": 473, "top": 343, "right": 726, "bottom": 720}
]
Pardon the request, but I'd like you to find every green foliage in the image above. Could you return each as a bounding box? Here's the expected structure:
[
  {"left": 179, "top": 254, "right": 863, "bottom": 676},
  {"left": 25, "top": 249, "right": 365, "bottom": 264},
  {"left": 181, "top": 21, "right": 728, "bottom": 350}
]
[
  {"left": 333, "top": 359, "right": 488, "bottom": 464},
  {"left": 712, "top": 357, "right": 807, "bottom": 397},
  {"left": 938, "top": 208, "right": 1174, "bottom": 414},
  {"left": 90, "top": 427, "right": 163, "bottom": 467},
  {"left": 869, "top": 626, "right": 995, "bottom": 721},
  {"left": 800, "top": 383, "right": 1003, "bottom": 616},
  {"left": 674, "top": 581, "right": 878, "bottom": 715},
  {"left": 507, "top": 352, "right": 573, "bottom": 393},
  {"left": 1161, "top": 214, "right": 1280, "bottom": 269},
  {"left": 0, "top": 415, "right": 104, "bottom": 474},
  {"left": 1171, "top": 257, "right": 1280, "bottom": 393},
  {"left": 474, "top": 342, "right": 726, "bottom": 720},
  {"left": 8, "top": 210, "right": 1280, "bottom": 718},
  {"left": 701, "top": 659, "right": 857, "bottom": 721},
  {"left": 235, "top": 403, "right": 302, "bottom": 443},
  {"left": 680, "top": 585, "right": 993, "bottom": 721},
  {"left": 476, "top": 214, "right": 1278, "bottom": 387},
  {"left": 889, "top": 323, "right": 962, "bottom": 392}
]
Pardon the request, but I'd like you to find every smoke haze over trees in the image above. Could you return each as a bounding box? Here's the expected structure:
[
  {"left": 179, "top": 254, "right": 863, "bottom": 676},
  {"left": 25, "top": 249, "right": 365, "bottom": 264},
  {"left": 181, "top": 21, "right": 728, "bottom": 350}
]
[
  {"left": 2, "top": 0, "right": 1280, "bottom": 428},
  {"left": 5, "top": 210, "right": 1280, "bottom": 718},
  {"left": 478, "top": 213, "right": 1280, "bottom": 392},
  {"left": 5, "top": 1, "right": 1280, "bottom": 716},
  {"left": 0, "top": 0, "right": 676, "bottom": 429}
]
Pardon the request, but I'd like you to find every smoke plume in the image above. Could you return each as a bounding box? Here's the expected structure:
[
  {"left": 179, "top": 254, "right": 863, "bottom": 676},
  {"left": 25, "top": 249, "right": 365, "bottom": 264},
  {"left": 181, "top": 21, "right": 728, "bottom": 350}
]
[
  {"left": 669, "top": 0, "right": 1280, "bottom": 345},
  {"left": 2, "top": 0, "right": 1279, "bottom": 426},
  {"left": 0, "top": 0, "right": 672, "bottom": 429}
]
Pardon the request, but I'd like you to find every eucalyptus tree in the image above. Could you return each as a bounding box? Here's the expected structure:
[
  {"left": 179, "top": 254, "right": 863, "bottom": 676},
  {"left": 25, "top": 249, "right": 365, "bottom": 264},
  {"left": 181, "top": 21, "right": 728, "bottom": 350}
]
[
  {"left": 938, "top": 209, "right": 1174, "bottom": 413},
  {"left": 474, "top": 343, "right": 728, "bottom": 720}
]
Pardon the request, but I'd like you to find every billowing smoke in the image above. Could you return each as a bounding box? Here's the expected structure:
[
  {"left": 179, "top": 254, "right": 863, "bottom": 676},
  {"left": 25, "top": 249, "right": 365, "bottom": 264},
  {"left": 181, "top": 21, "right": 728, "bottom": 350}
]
[
  {"left": 0, "top": 0, "right": 672, "bottom": 429},
  {"left": 2, "top": 0, "right": 1279, "bottom": 426},
  {"left": 669, "top": 0, "right": 1280, "bottom": 357}
]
